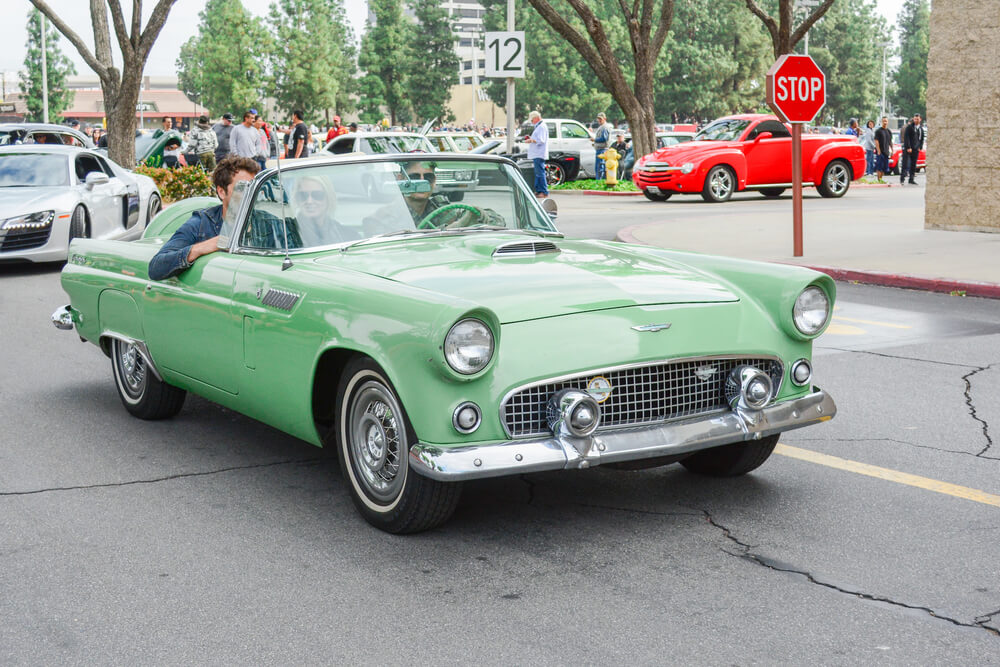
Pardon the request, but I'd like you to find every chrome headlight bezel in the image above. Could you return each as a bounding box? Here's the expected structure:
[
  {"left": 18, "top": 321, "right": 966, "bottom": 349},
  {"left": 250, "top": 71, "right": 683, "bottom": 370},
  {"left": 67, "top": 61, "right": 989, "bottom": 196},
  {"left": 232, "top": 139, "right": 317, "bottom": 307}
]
[
  {"left": 444, "top": 318, "right": 494, "bottom": 375},
  {"left": 681, "top": 162, "right": 695, "bottom": 174},
  {"left": 792, "top": 285, "right": 831, "bottom": 336}
]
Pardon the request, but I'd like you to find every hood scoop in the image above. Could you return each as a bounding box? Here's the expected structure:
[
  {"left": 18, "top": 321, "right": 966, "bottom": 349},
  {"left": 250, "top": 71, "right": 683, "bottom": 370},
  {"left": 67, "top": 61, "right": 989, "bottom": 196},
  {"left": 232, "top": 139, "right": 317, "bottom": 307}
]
[{"left": 492, "top": 240, "right": 560, "bottom": 258}]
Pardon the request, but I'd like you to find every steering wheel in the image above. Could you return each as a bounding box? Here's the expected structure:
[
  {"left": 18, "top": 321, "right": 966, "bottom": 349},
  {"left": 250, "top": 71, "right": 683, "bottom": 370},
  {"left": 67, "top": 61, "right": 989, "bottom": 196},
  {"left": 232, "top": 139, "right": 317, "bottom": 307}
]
[{"left": 417, "top": 203, "right": 483, "bottom": 229}]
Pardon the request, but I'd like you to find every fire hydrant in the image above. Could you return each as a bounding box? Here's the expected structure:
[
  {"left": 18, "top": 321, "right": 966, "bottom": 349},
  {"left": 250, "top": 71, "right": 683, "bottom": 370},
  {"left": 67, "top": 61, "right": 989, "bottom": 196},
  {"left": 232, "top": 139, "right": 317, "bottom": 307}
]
[{"left": 598, "top": 147, "right": 621, "bottom": 185}]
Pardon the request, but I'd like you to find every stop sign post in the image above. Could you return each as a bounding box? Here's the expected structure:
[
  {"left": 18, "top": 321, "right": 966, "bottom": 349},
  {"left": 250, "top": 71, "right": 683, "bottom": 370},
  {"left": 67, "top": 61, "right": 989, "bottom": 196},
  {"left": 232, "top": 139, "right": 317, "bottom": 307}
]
[{"left": 766, "top": 55, "right": 826, "bottom": 257}]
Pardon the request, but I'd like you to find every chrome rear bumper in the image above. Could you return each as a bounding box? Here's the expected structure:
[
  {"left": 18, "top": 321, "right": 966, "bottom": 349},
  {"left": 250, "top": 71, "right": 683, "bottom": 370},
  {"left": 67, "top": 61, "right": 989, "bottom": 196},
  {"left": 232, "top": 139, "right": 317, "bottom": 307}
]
[{"left": 409, "top": 388, "right": 835, "bottom": 481}]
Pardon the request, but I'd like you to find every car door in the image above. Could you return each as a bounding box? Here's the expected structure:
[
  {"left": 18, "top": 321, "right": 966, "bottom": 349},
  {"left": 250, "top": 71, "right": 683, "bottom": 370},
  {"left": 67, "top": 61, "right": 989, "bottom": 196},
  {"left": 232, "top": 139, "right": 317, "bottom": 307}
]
[
  {"left": 74, "top": 153, "right": 119, "bottom": 237},
  {"left": 96, "top": 154, "right": 140, "bottom": 231},
  {"left": 558, "top": 120, "right": 597, "bottom": 177},
  {"left": 742, "top": 120, "right": 792, "bottom": 186}
]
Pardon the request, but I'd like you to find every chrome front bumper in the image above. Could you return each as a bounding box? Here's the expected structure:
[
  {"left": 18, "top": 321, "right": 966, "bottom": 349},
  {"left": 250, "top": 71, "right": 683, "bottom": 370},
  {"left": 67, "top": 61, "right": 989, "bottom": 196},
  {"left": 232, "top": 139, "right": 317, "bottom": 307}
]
[
  {"left": 52, "top": 304, "right": 75, "bottom": 330},
  {"left": 409, "top": 388, "right": 835, "bottom": 481}
]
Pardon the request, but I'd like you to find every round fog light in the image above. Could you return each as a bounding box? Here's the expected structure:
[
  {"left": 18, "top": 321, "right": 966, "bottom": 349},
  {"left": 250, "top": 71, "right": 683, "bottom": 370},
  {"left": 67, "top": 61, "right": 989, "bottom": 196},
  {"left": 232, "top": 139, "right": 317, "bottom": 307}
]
[
  {"left": 725, "top": 365, "right": 774, "bottom": 411},
  {"left": 452, "top": 402, "right": 482, "bottom": 434},
  {"left": 791, "top": 359, "right": 812, "bottom": 386},
  {"left": 571, "top": 403, "right": 598, "bottom": 432},
  {"left": 546, "top": 390, "right": 601, "bottom": 437}
]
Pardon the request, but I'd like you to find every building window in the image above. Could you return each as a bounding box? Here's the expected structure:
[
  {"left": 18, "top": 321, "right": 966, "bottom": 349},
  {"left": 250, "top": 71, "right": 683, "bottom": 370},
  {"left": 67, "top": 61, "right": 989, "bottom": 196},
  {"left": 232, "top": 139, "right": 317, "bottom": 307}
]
[
  {"left": 459, "top": 38, "right": 472, "bottom": 47},
  {"left": 462, "top": 77, "right": 473, "bottom": 85},
  {"left": 477, "top": 59, "right": 485, "bottom": 69}
]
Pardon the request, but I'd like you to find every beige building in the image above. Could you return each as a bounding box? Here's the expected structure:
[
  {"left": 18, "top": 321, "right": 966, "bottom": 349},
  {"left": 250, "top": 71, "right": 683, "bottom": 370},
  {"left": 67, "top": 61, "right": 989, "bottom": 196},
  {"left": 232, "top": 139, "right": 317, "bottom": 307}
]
[
  {"left": 925, "top": 2, "right": 1000, "bottom": 232},
  {"left": 448, "top": 84, "right": 507, "bottom": 128}
]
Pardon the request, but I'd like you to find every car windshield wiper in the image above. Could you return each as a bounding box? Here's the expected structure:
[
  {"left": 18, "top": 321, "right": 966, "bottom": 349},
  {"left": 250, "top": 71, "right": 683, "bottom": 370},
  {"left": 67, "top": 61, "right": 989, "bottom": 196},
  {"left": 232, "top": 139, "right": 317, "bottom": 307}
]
[{"left": 340, "top": 227, "right": 436, "bottom": 252}]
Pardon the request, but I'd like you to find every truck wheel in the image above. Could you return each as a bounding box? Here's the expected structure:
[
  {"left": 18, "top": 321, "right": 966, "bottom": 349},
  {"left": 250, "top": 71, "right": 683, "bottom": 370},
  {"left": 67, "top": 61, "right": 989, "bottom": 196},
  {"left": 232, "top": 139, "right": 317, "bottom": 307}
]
[
  {"left": 336, "top": 358, "right": 462, "bottom": 533},
  {"left": 680, "top": 434, "right": 779, "bottom": 477},
  {"left": 701, "top": 165, "right": 735, "bottom": 202},
  {"left": 817, "top": 160, "right": 851, "bottom": 198},
  {"left": 111, "top": 338, "right": 186, "bottom": 420},
  {"left": 642, "top": 190, "right": 672, "bottom": 202},
  {"left": 759, "top": 187, "right": 785, "bottom": 198}
]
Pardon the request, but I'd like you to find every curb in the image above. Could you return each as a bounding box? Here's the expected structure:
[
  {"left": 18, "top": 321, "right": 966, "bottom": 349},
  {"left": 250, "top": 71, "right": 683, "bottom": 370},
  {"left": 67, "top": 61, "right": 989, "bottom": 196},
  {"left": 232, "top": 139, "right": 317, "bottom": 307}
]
[
  {"left": 615, "top": 226, "right": 1000, "bottom": 300},
  {"left": 551, "top": 189, "right": 642, "bottom": 196}
]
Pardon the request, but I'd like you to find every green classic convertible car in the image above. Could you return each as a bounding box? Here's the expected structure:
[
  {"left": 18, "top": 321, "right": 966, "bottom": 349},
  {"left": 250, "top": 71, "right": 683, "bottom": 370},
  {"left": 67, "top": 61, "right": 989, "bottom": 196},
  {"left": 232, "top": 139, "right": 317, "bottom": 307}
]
[{"left": 53, "top": 153, "right": 837, "bottom": 533}]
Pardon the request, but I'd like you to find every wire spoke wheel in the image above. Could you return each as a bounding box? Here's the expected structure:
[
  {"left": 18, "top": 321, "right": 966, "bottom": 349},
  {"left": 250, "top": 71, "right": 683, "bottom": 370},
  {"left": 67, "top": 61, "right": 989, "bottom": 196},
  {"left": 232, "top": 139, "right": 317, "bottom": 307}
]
[
  {"left": 348, "top": 382, "right": 406, "bottom": 504},
  {"left": 114, "top": 340, "right": 147, "bottom": 400}
]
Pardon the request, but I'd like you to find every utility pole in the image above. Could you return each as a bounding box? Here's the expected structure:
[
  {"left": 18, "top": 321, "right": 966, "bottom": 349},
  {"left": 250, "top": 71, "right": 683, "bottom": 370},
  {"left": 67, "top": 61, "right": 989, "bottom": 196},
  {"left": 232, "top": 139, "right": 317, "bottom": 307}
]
[
  {"left": 40, "top": 12, "right": 49, "bottom": 123},
  {"left": 880, "top": 41, "right": 890, "bottom": 118},
  {"left": 505, "top": 0, "right": 515, "bottom": 153}
]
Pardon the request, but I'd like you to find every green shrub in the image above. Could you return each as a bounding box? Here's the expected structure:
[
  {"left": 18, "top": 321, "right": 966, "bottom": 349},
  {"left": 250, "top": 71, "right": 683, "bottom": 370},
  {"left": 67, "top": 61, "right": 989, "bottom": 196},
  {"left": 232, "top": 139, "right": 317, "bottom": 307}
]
[
  {"left": 551, "top": 178, "right": 638, "bottom": 192},
  {"left": 134, "top": 165, "right": 215, "bottom": 203}
]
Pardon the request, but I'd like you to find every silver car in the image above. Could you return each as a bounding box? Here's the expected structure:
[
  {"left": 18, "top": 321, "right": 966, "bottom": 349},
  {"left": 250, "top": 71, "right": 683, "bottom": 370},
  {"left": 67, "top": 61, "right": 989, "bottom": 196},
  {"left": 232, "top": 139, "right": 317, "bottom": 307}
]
[
  {"left": 0, "top": 145, "right": 161, "bottom": 262},
  {"left": 0, "top": 123, "right": 95, "bottom": 149}
]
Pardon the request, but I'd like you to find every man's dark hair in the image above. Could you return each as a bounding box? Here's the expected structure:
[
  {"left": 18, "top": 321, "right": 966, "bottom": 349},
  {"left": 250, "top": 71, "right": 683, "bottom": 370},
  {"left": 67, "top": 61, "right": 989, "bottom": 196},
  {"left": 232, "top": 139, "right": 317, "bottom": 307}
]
[
  {"left": 213, "top": 156, "right": 260, "bottom": 192},
  {"left": 243, "top": 110, "right": 255, "bottom": 121},
  {"left": 293, "top": 110, "right": 304, "bottom": 121}
]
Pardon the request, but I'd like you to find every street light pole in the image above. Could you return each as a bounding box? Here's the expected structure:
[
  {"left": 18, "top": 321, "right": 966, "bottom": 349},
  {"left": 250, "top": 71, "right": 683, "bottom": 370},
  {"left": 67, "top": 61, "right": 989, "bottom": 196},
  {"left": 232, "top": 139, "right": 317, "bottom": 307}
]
[
  {"left": 40, "top": 13, "right": 49, "bottom": 124},
  {"left": 880, "top": 41, "right": 890, "bottom": 118}
]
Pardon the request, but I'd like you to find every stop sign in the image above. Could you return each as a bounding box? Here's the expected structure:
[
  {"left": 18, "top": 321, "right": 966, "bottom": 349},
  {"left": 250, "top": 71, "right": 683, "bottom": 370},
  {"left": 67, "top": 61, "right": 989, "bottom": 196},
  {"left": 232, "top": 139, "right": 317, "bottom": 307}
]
[{"left": 766, "top": 54, "right": 826, "bottom": 123}]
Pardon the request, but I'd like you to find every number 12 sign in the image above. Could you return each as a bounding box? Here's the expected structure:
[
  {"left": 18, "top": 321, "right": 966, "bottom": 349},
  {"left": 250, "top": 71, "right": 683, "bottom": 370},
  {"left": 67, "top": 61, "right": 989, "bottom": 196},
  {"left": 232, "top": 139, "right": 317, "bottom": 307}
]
[{"left": 484, "top": 31, "right": 525, "bottom": 78}]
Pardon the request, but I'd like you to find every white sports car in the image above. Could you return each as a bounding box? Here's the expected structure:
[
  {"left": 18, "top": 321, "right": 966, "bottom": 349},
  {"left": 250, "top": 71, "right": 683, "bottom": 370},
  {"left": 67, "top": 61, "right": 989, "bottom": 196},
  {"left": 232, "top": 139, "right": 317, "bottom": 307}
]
[{"left": 0, "top": 145, "right": 161, "bottom": 262}]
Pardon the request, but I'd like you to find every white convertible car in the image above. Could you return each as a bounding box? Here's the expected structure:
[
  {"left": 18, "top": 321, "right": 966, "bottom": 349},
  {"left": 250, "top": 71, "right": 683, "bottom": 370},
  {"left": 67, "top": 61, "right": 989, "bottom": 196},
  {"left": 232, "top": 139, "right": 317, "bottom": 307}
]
[{"left": 0, "top": 145, "right": 161, "bottom": 262}]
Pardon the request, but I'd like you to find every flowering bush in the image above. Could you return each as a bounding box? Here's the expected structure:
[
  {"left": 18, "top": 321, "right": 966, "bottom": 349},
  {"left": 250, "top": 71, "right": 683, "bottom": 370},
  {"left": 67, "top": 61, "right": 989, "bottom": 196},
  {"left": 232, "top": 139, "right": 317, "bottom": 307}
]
[{"left": 134, "top": 165, "right": 215, "bottom": 203}]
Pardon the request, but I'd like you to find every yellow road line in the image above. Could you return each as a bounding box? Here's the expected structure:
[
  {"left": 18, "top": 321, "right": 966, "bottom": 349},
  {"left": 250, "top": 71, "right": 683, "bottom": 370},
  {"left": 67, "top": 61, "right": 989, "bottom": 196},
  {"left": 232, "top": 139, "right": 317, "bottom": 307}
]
[
  {"left": 833, "top": 315, "right": 912, "bottom": 330},
  {"left": 775, "top": 444, "right": 1000, "bottom": 508}
]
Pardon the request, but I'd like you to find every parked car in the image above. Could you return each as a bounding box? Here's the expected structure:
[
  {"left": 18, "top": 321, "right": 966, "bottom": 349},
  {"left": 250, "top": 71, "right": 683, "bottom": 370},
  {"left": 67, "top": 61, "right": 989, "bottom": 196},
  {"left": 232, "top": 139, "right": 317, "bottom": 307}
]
[
  {"left": 0, "top": 145, "right": 160, "bottom": 262},
  {"left": 633, "top": 114, "right": 866, "bottom": 202},
  {"left": 54, "top": 152, "right": 838, "bottom": 533},
  {"left": 514, "top": 118, "right": 597, "bottom": 178},
  {"left": 315, "top": 131, "right": 476, "bottom": 200},
  {"left": 0, "top": 122, "right": 94, "bottom": 149},
  {"left": 427, "top": 131, "right": 487, "bottom": 153},
  {"left": 510, "top": 150, "right": 583, "bottom": 186},
  {"left": 887, "top": 131, "right": 926, "bottom": 175},
  {"left": 620, "top": 131, "right": 696, "bottom": 179},
  {"left": 134, "top": 130, "right": 187, "bottom": 167}
]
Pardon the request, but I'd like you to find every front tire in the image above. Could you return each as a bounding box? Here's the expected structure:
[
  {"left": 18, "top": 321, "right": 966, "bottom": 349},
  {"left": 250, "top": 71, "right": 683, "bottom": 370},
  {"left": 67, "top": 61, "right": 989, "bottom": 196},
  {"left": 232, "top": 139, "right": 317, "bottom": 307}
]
[
  {"left": 69, "top": 205, "right": 88, "bottom": 243},
  {"left": 642, "top": 190, "right": 672, "bottom": 202},
  {"left": 111, "top": 338, "right": 186, "bottom": 420},
  {"left": 701, "top": 165, "right": 735, "bottom": 202},
  {"left": 146, "top": 193, "right": 162, "bottom": 226},
  {"left": 817, "top": 160, "right": 851, "bottom": 198},
  {"left": 335, "top": 358, "right": 461, "bottom": 533},
  {"left": 680, "top": 434, "right": 779, "bottom": 477}
]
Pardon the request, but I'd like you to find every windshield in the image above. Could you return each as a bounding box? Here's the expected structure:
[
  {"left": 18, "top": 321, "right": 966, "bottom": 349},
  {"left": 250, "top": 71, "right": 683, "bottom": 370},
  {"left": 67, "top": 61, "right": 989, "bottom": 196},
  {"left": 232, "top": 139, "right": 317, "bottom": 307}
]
[
  {"left": 0, "top": 130, "right": 23, "bottom": 146},
  {"left": 239, "top": 157, "right": 556, "bottom": 252},
  {"left": 452, "top": 135, "right": 484, "bottom": 151},
  {"left": 0, "top": 153, "right": 69, "bottom": 187},
  {"left": 694, "top": 119, "right": 751, "bottom": 141}
]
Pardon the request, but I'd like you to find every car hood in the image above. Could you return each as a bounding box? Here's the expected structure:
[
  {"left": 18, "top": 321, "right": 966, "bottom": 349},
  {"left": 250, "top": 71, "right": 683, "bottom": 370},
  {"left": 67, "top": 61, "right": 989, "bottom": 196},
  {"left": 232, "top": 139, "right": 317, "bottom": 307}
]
[
  {"left": 0, "top": 186, "right": 75, "bottom": 215},
  {"left": 314, "top": 234, "right": 738, "bottom": 323}
]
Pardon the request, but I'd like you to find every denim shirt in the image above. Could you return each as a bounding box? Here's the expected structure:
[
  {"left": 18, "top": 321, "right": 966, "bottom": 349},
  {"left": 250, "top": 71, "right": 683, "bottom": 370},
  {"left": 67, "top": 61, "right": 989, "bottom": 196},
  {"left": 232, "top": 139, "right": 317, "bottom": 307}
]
[{"left": 147, "top": 204, "right": 224, "bottom": 280}]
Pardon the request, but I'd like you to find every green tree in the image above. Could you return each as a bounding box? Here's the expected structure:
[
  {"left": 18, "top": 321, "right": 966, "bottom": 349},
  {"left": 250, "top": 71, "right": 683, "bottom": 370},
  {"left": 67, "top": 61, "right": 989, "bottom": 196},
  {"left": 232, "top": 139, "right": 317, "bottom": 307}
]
[
  {"left": 176, "top": 0, "right": 271, "bottom": 117},
  {"left": 404, "top": 0, "right": 459, "bottom": 124},
  {"left": 19, "top": 8, "right": 76, "bottom": 123},
  {"left": 893, "top": 0, "right": 928, "bottom": 118},
  {"left": 741, "top": 0, "right": 837, "bottom": 57},
  {"left": 268, "top": 0, "right": 356, "bottom": 123},
  {"left": 357, "top": 73, "right": 387, "bottom": 125},
  {"left": 808, "top": 0, "right": 890, "bottom": 124},
  {"left": 358, "top": 0, "right": 407, "bottom": 125}
]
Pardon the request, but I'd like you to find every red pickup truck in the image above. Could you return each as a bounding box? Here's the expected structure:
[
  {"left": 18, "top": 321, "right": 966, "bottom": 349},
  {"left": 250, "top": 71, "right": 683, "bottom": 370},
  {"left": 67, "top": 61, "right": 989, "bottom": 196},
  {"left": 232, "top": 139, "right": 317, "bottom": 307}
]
[{"left": 633, "top": 114, "right": 866, "bottom": 202}]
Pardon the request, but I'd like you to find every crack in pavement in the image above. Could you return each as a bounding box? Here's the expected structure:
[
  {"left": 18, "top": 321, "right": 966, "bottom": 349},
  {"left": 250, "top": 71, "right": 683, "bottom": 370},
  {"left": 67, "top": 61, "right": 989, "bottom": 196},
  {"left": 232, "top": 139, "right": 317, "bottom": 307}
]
[
  {"left": 818, "top": 347, "right": 982, "bottom": 369},
  {"left": 518, "top": 475, "right": 536, "bottom": 505},
  {"left": 0, "top": 458, "right": 325, "bottom": 497},
  {"left": 976, "top": 609, "right": 1000, "bottom": 633},
  {"left": 699, "top": 509, "right": 1000, "bottom": 637},
  {"left": 962, "top": 364, "right": 996, "bottom": 458},
  {"left": 791, "top": 437, "right": 1000, "bottom": 462}
]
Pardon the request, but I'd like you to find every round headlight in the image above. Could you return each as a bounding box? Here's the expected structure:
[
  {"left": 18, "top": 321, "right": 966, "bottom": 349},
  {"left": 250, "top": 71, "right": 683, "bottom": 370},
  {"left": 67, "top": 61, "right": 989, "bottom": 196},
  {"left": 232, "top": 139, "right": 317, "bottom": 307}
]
[
  {"left": 681, "top": 162, "right": 695, "bottom": 174},
  {"left": 444, "top": 319, "right": 494, "bottom": 375},
  {"left": 793, "top": 286, "right": 830, "bottom": 336}
]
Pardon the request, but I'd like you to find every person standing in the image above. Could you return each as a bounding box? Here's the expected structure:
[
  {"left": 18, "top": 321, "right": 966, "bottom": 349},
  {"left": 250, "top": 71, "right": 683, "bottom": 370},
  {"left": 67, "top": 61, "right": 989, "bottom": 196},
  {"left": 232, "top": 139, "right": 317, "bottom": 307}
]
[
  {"left": 592, "top": 112, "right": 614, "bottom": 180},
  {"left": 873, "top": 116, "right": 892, "bottom": 183},
  {"left": 523, "top": 110, "right": 549, "bottom": 198},
  {"left": 900, "top": 114, "right": 924, "bottom": 185},
  {"left": 289, "top": 110, "right": 309, "bottom": 159},
  {"left": 188, "top": 115, "right": 218, "bottom": 172},
  {"left": 153, "top": 116, "right": 173, "bottom": 138},
  {"left": 860, "top": 120, "right": 876, "bottom": 176},
  {"left": 213, "top": 113, "right": 235, "bottom": 162},
  {"left": 326, "top": 115, "right": 347, "bottom": 142},
  {"left": 252, "top": 115, "right": 270, "bottom": 170},
  {"left": 230, "top": 111, "right": 260, "bottom": 160}
]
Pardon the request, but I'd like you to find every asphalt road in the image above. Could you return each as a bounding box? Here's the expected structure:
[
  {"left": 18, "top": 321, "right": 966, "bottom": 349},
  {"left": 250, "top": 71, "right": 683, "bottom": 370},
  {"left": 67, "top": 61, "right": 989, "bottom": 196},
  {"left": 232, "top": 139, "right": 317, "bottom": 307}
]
[{"left": 3, "top": 207, "right": 1000, "bottom": 663}]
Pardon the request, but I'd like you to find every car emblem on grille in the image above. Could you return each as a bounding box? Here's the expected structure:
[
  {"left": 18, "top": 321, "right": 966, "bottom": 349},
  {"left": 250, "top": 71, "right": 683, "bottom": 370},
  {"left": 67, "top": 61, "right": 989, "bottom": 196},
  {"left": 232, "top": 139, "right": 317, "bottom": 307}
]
[
  {"left": 694, "top": 365, "right": 718, "bottom": 382},
  {"left": 586, "top": 376, "right": 613, "bottom": 403},
  {"left": 631, "top": 323, "right": 672, "bottom": 332}
]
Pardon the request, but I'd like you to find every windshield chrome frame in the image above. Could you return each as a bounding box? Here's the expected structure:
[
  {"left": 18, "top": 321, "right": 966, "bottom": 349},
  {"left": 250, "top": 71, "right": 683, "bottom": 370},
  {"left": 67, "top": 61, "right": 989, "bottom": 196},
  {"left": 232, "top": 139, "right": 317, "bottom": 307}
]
[{"left": 225, "top": 153, "right": 561, "bottom": 256}]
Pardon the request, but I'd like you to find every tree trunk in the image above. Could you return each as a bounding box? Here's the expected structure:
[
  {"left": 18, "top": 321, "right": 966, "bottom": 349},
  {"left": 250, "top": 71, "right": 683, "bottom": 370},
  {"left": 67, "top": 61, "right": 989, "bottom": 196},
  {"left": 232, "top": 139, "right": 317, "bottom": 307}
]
[{"left": 105, "top": 73, "right": 139, "bottom": 168}]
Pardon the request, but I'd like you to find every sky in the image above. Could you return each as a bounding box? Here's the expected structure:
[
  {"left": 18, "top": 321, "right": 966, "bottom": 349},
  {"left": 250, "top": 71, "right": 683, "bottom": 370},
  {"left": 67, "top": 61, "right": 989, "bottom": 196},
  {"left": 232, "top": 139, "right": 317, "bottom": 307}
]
[{"left": 1, "top": 0, "right": 906, "bottom": 80}]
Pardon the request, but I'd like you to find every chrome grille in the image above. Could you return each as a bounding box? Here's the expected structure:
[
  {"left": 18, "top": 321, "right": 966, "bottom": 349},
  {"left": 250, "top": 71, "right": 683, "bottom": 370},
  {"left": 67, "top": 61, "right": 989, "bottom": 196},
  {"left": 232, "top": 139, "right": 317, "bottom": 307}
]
[{"left": 501, "top": 356, "right": 783, "bottom": 438}]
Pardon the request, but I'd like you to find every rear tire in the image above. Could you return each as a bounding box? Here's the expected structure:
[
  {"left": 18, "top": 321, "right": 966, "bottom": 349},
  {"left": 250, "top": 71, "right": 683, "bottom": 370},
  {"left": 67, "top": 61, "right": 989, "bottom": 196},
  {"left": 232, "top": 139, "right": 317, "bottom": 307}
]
[
  {"left": 111, "top": 338, "right": 186, "bottom": 420},
  {"left": 817, "top": 160, "right": 851, "bottom": 198},
  {"left": 759, "top": 187, "right": 785, "bottom": 198},
  {"left": 680, "top": 434, "right": 779, "bottom": 477},
  {"left": 701, "top": 165, "right": 735, "bottom": 202},
  {"left": 642, "top": 190, "right": 672, "bottom": 202},
  {"left": 335, "top": 357, "right": 461, "bottom": 533}
]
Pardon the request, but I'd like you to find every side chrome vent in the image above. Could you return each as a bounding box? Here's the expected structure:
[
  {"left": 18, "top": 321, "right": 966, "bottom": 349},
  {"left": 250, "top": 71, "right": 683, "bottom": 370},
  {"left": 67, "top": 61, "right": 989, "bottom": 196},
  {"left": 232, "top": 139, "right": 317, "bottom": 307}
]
[
  {"left": 261, "top": 288, "right": 300, "bottom": 311},
  {"left": 492, "top": 241, "right": 560, "bottom": 258}
]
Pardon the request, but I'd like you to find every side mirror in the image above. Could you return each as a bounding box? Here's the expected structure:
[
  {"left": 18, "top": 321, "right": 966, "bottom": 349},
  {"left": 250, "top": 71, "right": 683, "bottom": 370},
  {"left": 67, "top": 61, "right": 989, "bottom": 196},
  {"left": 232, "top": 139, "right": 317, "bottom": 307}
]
[
  {"left": 84, "top": 172, "right": 110, "bottom": 189},
  {"left": 541, "top": 197, "right": 558, "bottom": 220},
  {"left": 754, "top": 132, "right": 773, "bottom": 142}
]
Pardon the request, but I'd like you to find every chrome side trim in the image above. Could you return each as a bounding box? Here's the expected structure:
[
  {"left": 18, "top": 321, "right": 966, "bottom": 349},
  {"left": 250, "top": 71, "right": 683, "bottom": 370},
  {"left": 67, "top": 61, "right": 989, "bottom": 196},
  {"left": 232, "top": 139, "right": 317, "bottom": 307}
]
[
  {"left": 100, "top": 331, "right": 163, "bottom": 382},
  {"left": 51, "top": 304, "right": 75, "bottom": 330},
  {"left": 498, "top": 354, "right": 784, "bottom": 439},
  {"left": 410, "top": 388, "right": 835, "bottom": 481}
]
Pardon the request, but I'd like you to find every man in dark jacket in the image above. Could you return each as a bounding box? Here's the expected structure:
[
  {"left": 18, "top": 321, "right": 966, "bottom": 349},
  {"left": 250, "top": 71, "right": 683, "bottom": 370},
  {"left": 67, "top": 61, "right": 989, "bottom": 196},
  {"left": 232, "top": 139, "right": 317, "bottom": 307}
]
[
  {"left": 900, "top": 114, "right": 924, "bottom": 185},
  {"left": 213, "top": 113, "right": 235, "bottom": 162}
]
